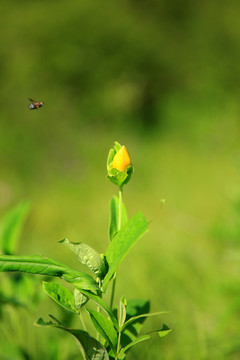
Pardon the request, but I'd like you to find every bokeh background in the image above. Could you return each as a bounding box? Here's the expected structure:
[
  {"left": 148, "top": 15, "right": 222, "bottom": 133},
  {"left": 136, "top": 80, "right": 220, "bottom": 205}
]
[{"left": 1, "top": 0, "right": 240, "bottom": 359}]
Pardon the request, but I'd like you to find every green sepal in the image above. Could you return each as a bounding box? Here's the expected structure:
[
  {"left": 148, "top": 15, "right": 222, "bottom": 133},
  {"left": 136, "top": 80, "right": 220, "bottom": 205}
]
[
  {"left": 107, "top": 148, "right": 116, "bottom": 170},
  {"left": 107, "top": 169, "right": 128, "bottom": 187},
  {"left": 123, "top": 165, "right": 133, "bottom": 186},
  {"left": 35, "top": 315, "right": 109, "bottom": 360},
  {"left": 113, "top": 141, "right": 121, "bottom": 153}
]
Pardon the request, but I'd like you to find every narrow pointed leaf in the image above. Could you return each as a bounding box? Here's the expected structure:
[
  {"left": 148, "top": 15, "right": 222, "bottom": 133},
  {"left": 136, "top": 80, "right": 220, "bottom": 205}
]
[
  {"left": 122, "top": 311, "right": 168, "bottom": 331},
  {"left": 0, "top": 201, "right": 30, "bottom": 255},
  {"left": 0, "top": 255, "right": 99, "bottom": 291},
  {"left": 119, "top": 324, "right": 171, "bottom": 357},
  {"left": 155, "top": 323, "right": 172, "bottom": 337},
  {"left": 42, "top": 281, "right": 78, "bottom": 313},
  {"left": 123, "top": 299, "right": 150, "bottom": 338},
  {"left": 59, "top": 239, "right": 107, "bottom": 278},
  {"left": 119, "top": 334, "right": 151, "bottom": 356},
  {"left": 109, "top": 196, "right": 128, "bottom": 241},
  {"left": 87, "top": 309, "right": 118, "bottom": 355},
  {"left": 35, "top": 315, "right": 109, "bottom": 360},
  {"left": 103, "top": 212, "right": 148, "bottom": 291}
]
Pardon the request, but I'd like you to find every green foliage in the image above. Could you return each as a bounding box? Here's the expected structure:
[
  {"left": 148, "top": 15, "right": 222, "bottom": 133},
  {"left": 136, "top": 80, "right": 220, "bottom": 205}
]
[
  {"left": 35, "top": 315, "right": 109, "bottom": 360},
  {"left": 87, "top": 309, "right": 118, "bottom": 355},
  {"left": 0, "top": 201, "right": 30, "bottom": 255},
  {"left": 0, "top": 255, "right": 99, "bottom": 291},
  {"left": 103, "top": 212, "right": 148, "bottom": 291},
  {"left": 0, "top": 142, "right": 170, "bottom": 359},
  {"left": 59, "top": 238, "right": 107, "bottom": 278}
]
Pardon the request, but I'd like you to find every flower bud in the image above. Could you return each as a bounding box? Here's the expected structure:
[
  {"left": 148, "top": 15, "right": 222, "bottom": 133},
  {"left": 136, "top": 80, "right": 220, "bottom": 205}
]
[
  {"left": 112, "top": 146, "right": 131, "bottom": 172},
  {"left": 107, "top": 142, "right": 133, "bottom": 188}
]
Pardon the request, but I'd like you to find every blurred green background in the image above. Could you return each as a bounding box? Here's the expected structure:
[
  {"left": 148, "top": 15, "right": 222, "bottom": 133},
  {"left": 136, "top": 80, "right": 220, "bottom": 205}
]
[{"left": 1, "top": 0, "right": 240, "bottom": 359}]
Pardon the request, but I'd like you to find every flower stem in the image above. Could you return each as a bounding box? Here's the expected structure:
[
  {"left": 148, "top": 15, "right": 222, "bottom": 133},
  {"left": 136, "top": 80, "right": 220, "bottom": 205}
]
[
  {"left": 110, "top": 187, "right": 123, "bottom": 311},
  {"left": 118, "top": 186, "right": 123, "bottom": 230}
]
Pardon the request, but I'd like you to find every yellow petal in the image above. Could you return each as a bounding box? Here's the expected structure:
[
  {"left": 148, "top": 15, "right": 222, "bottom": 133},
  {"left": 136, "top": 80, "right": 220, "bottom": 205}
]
[{"left": 112, "top": 146, "right": 131, "bottom": 172}]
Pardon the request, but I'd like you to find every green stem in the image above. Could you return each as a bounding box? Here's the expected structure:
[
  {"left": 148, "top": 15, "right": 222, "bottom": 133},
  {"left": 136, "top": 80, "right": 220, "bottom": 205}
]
[
  {"left": 110, "top": 273, "right": 116, "bottom": 310},
  {"left": 118, "top": 186, "right": 123, "bottom": 230},
  {"left": 115, "top": 329, "right": 122, "bottom": 360},
  {"left": 110, "top": 187, "right": 123, "bottom": 311},
  {"left": 79, "top": 311, "right": 87, "bottom": 331}
]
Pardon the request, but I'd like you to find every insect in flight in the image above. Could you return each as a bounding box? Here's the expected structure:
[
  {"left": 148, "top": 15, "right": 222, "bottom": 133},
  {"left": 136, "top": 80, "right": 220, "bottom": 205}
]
[{"left": 28, "top": 98, "right": 44, "bottom": 110}]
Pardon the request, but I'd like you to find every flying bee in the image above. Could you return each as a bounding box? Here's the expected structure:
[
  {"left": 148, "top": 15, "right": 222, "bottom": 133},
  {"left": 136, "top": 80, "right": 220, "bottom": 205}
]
[{"left": 28, "top": 98, "right": 44, "bottom": 110}]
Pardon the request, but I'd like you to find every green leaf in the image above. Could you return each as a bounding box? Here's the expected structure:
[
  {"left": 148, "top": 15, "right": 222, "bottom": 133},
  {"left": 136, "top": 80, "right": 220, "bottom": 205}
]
[
  {"left": 80, "top": 289, "right": 118, "bottom": 329},
  {"left": 74, "top": 288, "right": 88, "bottom": 310},
  {"left": 117, "top": 299, "right": 150, "bottom": 350},
  {"left": 87, "top": 309, "right": 118, "bottom": 355},
  {"left": 59, "top": 239, "right": 107, "bottom": 278},
  {"left": 118, "top": 296, "right": 127, "bottom": 328},
  {"left": 109, "top": 196, "right": 128, "bottom": 241},
  {"left": 42, "top": 281, "right": 78, "bottom": 313},
  {"left": 35, "top": 315, "right": 109, "bottom": 360},
  {"left": 103, "top": 213, "right": 148, "bottom": 291},
  {"left": 123, "top": 299, "right": 149, "bottom": 337},
  {"left": 0, "top": 255, "right": 99, "bottom": 292},
  {"left": 122, "top": 311, "right": 168, "bottom": 331},
  {"left": 119, "top": 324, "right": 171, "bottom": 357},
  {"left": 156, "top": 323, "right": 172, "bottom": 337},
  {"left": 119, "top": 334, "right": 151, "bottom": 356},
  {"left": 0, "top": 201, "right": 30, "bottom": 255}
]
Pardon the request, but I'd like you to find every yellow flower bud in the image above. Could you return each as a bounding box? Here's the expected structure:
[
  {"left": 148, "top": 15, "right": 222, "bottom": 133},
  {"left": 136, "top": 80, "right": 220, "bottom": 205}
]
[{"left": 112, "top": 146, "right": 131, "bottom": 172}]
